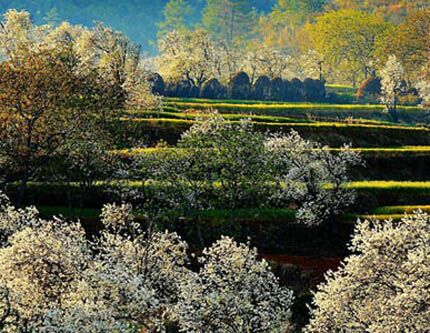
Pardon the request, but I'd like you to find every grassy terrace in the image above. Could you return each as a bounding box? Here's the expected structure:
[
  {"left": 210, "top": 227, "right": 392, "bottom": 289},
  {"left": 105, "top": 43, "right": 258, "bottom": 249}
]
[
  {"left": 35, "top": 205, "right": 427, "bottom": 225},
  {"left": 115, "top": 145, "right": 430, "bottom": 156},
  {"left": 116, "top": 117, "right": 430, "bottom": 147},
  {"left": 160, "top": 98, "right": 427, "bottom": 124},
  {"left": 7, "top": 181, "right": 430, "bottom": 213}
]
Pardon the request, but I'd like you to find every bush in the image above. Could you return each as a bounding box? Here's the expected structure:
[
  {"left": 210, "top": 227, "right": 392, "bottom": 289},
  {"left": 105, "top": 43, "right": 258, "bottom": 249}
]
[
  {"left": 356, "top": 77, "right": 381, "bottom": 103},
  {"left": 283, "top": 80, "right": 293, "bottom": 101},
  {"left": 290, "top": 78, "right": 304, "bottom": 102},
  {"left": 303, "top": 78, "right": 326, "bottom": 102},
  {"left": 270, "top": 78, "right": 285, "bottom": 101},
  {"left": 165, "top": 80, "right": 199, "bottom": 98},
  {"left": 147, "top": 72, "right": 165, "bottom": 95},
  {"left": 253, "top": 76, "right": 271, "bottom": 100},
  {"left": 229, "top": 72, "right": 251, "bottom": 99},
  {"left": 200, "top": 78, "right": 226, "bottom": 99},
  {"left": 399, "top": 93, "right": 421, "bottom": 106}
]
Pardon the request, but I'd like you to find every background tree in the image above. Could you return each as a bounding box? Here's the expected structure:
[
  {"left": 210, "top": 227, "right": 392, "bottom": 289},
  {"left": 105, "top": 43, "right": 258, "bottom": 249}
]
[
  {"left": 379, "top": 10, "right": 430, "bottom": 83},
  {"left": 305, "top": 211, "right": 430, "bottom": 332},
  {"left": 202, "top": 0, "right": 256, "bottom": 47},
  {"left": 380, "top": 55, "right": 406, "bottom": 122},
  {"left": 302, "top": 9, "right": 392, "bottom": 86},
  {"left": 157, "top": 0, "right": 196, "bottom": 38},
  {"left": 257, "top": 0, "right": 329, "bottom": 52},
  {"left": 157, "top": 29, "right": 218, "bottom": 90}
]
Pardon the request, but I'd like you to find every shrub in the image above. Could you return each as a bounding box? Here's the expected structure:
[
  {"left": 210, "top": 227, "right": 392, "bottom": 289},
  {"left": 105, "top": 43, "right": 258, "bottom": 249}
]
[
  {"left": 283, "top": 79, "right": 293, "bottom": 101},
  {"left": 290, "top": 78, "right": 304, "bottom": 101},
  {"left": 356, "top": 77, "right": 381, "bottom": 103},
  {"left": 270, "top": 77, "right": 285, "bottom": 101},
  {"left": 147, "top": 72, "right": 165, "bottom": 95},
  {"left": 165, "top": 80, "right": 198, "bottom": 98},
  {"left": 200, "top": 78, "right": 225, "bottom": 99},
  {"left": 229, "top": 71, "right": 251, "bottom": 99},
  {"left": 303, "top": 78, "right": 326, "bottom": 102},
  {"left": 253, "top": 75, "right": 271, "bottom": 100}
]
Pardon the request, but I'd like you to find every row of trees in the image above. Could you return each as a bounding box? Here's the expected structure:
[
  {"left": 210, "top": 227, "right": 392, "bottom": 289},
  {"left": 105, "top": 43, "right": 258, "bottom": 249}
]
[
  {"left": 0, "top": 191, "right": 428, "bottom": 332},
  {"left": 155, "top": 29, "right": 325, "bottom": 90},
  {"left": 156, "top": 4, "right": 430, "bottom": 88},
  {"left": 153, "top": 71, "right": 326, "bottom": 102}
]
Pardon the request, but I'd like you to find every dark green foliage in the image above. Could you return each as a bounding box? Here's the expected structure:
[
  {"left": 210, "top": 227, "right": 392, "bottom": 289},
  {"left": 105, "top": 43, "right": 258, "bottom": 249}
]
[
  {"left": 167, "top": 100, "right": 426, "bottom": 124},
  {"left": 229, "top": 71, "right": 251, "bottom": 99},
  {"left": 200, "top": 78, "right": 226, "bottom": 99},
  {"left": 290, "top": 78, "right": 305, "bottom": 101},
  {"left": 165, "top": 80, "right": 198, "bottom": 98},
  {"left": 253, "top": 75, "right": 271, "bottom": 100},
  {"left": 270, "top": 77, "right": 285, "bottom": 101},
  {"left": 303, "top": 78, "right": 326, "bottom": 102},
  {"left": 113, "top": 118, "right": 430, "bottom": 148},
  {"left": 148, "top": 72, "right": 165, "bottom": 95},
  {"left": 356, "top": 77, "right": 382, "bottom": 102}
]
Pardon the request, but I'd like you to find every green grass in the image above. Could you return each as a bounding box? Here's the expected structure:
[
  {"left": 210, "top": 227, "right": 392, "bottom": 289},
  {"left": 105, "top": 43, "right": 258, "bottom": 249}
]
[
  {"left": 166, "top": 100, "right": 417, "bottom": 110},
  {"left": 163, "top": 98, "right": 425, "bottom": 124},
  {"left": 370, "top": 205, "right": 430, "bottom": 214},
  {"left": 346, "top": 181, "right": 430, "bottom": 189},
  {"left": 125, "top": 109, "right": 313, "bottom": 124},
  {"left": 121, "top": 117, "right": 426, "bottom": 131},
  {"left": 36, "top": 204, "right": 421, "bottom": 226},
  {"left": 116, "top": 146, "right": 430, "bottom": 157}
]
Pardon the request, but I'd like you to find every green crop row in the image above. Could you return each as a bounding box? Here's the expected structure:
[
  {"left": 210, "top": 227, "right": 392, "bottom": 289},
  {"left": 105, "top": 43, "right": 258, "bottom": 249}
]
[
  {"left": 114, "top": 145, "right": 430, "bottom": 181},
  {"left": 126, "top": 110, "right": 312, "bottom": 124},
  {"left": 112, "top": 118, "right": 430, "bottom": 148},
  {"left": 5, "top": 181, "right": 430, "bottom": 213},
  {"left": 165, "top": 99, "right": 424, "bottom": 124}
]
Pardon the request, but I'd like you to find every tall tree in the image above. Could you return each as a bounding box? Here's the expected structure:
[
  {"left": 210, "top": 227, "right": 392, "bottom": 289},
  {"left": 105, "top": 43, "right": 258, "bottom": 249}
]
[
  {"left": 202, "top": 0, "right": 256, "bottom": 47},
  {"left": 157, "top": 0, "right": 196, "bottom": 38},
  {"left": 302, "top": 9, "right": 392, "bottom": 86},
  {"left": 378, "top": 10, "right": 430, "bottom": 83}
]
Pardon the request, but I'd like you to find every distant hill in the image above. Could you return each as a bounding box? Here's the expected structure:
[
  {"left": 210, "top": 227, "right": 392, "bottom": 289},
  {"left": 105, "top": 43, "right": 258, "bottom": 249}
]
[{"left": 1, "top": 0, "right": 277, "bottom": 53}]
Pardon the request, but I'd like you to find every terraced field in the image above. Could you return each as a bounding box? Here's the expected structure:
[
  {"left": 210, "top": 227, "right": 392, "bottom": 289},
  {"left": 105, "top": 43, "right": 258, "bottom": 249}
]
[{"left": 8, "top": 97, "right": 429, "bottom": 272}]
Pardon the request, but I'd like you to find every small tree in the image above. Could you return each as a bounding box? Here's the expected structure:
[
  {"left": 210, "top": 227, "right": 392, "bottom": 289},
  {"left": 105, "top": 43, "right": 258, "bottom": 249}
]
[
  {"left": 305, "top": 211, "right": 430, "bottom": 332},
  {"left": 303, "top": 78, "right": 326, "bottom": 102},
  {"left": 177, "top": 236, "right": 294, "bottom": 333},
  {"left": 266, "top": 131, "right": 362, "bottom": 228},
  {"left": 229, "top": 71, "right": 251, "bottom": 99},
  {"left": 290, "top": 78, "right": 304, "bottom": 102},
  {"left": 253, "top": 75, "right": 271, "bottom": 100},
  {"left": 380, "top": 55, "right": 406, "bottom": 122},
  {"left": 270, "top": 77, "right": 286, "bottom": 101},
  {"left": 416, "top": 79, "right": 430, "bottom": 109},
  {"left": 200, "top": 78, "right": 226, "bottom": 99},
  {"left": 356, "top": 77, "right": 382, "bottom": 102}
]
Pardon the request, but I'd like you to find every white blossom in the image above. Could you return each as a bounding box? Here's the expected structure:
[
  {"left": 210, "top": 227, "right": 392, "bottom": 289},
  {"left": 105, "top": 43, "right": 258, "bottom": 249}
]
[
  {"left": 380, "top": 55, "right": 406, "bottom": 120},
  {"left": 177, "top": 236, "right": 294, "bottom": 333},
  {"left": 305, "top": 211, "right": 430, "bottom": 333}
]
